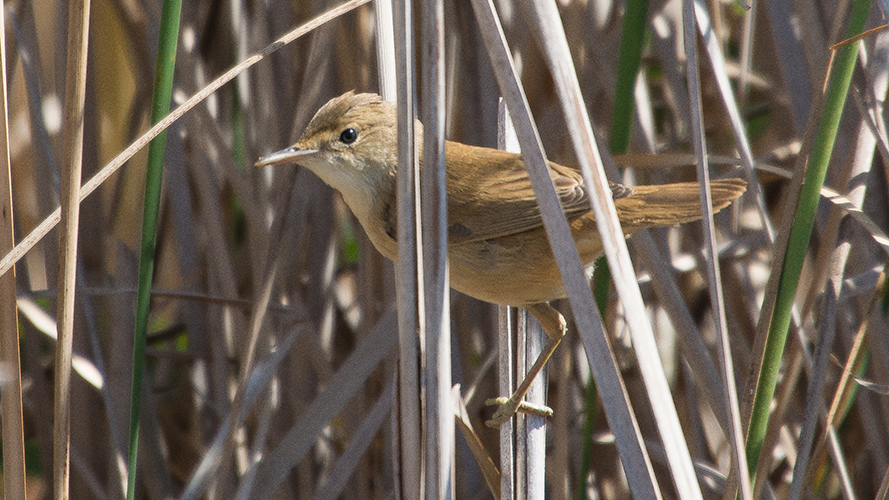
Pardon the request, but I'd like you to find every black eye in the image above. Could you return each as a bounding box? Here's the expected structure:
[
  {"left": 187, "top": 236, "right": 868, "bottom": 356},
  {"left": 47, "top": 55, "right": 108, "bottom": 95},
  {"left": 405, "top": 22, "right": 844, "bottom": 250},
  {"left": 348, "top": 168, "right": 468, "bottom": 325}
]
[{"left": 339, "top": 128, "right": 358, "bottom": 144}]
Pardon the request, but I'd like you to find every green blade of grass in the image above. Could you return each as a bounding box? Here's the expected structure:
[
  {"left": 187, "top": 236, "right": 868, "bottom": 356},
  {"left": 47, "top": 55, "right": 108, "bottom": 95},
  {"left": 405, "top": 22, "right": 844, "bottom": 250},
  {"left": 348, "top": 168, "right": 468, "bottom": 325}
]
[
  {"left": 609, "top": 0, "right": 650, "bottom": 155},
  {"left": 127, "top": 1, "right": 183, "bottom": 499},
  {"left": 745, "top": 0, "right": 872, "bottom": 485}
]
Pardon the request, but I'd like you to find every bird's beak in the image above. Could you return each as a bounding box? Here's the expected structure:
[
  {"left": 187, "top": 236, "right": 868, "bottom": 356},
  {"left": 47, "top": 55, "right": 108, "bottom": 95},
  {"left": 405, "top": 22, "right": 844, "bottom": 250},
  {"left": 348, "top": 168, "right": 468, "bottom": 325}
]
[{"left": 254, "top": 146, "right": 320, "bottom": 167}]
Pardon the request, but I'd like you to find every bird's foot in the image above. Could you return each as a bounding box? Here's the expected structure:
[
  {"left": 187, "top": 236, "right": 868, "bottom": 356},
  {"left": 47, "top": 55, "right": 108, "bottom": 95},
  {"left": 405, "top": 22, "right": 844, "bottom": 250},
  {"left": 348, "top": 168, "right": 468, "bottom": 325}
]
[{"left": 484, "top": 396, "right": 553, "bottom": 428}]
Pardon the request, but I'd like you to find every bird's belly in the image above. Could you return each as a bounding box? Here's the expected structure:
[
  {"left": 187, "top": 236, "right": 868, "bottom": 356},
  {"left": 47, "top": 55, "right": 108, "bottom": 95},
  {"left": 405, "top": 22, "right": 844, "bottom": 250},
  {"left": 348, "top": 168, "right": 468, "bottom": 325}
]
[{"left": 446, "top": 223, "right": 602, "bottom": 306}]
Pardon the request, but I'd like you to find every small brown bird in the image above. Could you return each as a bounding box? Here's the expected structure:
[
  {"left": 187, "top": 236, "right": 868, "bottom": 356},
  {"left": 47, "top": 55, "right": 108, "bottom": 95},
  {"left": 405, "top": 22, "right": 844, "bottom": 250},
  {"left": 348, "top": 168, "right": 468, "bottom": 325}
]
[{"left": 257, "top": 91, "right": 746, "bottom": 426}]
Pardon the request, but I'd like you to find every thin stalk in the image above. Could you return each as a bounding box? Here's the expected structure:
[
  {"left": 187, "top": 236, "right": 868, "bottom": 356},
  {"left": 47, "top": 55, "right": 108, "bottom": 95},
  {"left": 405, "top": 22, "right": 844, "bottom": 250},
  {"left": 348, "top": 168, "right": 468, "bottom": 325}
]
[
  {"left": 420, "top": 0, "right": 453, "bottom": 496},
  {"left": 574, "top": 377, "right": 597, "bottom": 500},
  {"left": 609, "top": 0, "right": 650, "bottom": 154},
  {"left": 393, "top": 0, "right": 422, "bottom": 498},
  {"left": 0, "top": 2, "right": 26, "bottom": 499},
  {"left": 745, "top": 0, "right": 872, "bottom": 483},
  {"left": 55, "top": 1, "right": 91, "bottom": 498},
  {"left": 127, "top": 1, "right": 183, "bottom": 499},
  {"left": 578, "top": 1, "right": 650, "bottom": 495}
]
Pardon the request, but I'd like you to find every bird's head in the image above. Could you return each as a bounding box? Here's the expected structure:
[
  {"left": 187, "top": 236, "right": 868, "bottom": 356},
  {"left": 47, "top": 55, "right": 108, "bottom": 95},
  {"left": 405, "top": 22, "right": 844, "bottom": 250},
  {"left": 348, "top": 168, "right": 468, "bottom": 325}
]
[{"left": 255, "top": 91, "right": 400, "bottom": 199}]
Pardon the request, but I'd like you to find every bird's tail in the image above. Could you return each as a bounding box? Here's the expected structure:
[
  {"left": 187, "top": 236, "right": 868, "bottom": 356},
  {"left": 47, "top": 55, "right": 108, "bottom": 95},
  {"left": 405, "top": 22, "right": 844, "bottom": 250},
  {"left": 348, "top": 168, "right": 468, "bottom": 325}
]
[{"left": 615, "top": 178, "right": 747, "bottom": 231}]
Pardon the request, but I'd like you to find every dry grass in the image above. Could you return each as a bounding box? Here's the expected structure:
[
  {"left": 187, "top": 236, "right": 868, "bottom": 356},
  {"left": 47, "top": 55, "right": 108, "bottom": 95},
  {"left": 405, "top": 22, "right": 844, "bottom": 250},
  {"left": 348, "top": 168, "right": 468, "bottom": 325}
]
[{"left": 2, "top": 0, "right": 888, "bottom": 498}]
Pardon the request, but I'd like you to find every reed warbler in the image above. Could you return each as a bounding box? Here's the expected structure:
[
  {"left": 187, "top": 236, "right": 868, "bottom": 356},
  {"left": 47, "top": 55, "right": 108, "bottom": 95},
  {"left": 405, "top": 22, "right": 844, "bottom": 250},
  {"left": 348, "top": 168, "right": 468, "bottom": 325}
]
[{"left": 256, "top": 91, "right": 747, "bottom": 427}]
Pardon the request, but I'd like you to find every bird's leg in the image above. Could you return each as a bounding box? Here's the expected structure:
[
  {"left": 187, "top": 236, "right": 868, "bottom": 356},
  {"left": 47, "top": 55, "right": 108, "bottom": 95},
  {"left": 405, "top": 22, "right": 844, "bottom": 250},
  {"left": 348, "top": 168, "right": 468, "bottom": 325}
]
[{"left": 485, "top": 303, "right": 566, "bottom": 428}]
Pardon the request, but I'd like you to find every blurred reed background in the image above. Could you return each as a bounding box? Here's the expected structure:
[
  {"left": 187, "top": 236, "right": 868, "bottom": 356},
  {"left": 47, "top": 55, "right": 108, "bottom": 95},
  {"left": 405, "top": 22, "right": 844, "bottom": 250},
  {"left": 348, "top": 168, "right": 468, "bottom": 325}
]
[{"left": 1, "top": 0, "right": 888, "bottom": 498}]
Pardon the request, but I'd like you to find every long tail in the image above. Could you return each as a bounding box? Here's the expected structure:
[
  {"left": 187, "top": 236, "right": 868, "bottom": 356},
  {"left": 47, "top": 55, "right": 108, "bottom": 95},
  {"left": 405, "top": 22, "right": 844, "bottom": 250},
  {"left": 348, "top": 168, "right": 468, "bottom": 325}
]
[{"left": 615, "top": 178, "right": 747, "bottom": 231}]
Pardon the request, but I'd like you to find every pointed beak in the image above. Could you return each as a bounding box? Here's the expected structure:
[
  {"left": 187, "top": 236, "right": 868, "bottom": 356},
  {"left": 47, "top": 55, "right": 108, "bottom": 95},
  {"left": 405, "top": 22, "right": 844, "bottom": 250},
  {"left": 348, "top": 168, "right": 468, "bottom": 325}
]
[{"left": 254, "top": 146, "right": 320, "bottom": 167}]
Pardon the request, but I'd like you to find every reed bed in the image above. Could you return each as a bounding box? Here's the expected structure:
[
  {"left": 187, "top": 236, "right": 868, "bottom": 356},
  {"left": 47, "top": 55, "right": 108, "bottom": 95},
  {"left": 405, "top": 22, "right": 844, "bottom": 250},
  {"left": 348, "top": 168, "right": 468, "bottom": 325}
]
[{"left": 1, "top": 0, "right": 887, "bottom": 498}]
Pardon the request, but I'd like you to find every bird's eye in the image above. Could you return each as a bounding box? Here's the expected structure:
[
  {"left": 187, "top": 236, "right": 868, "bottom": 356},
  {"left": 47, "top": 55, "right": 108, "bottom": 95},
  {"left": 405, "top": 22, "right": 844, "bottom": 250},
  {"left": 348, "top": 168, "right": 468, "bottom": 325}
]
[{"left": 339, "top": 128, "right": 358, "bottom": 144}]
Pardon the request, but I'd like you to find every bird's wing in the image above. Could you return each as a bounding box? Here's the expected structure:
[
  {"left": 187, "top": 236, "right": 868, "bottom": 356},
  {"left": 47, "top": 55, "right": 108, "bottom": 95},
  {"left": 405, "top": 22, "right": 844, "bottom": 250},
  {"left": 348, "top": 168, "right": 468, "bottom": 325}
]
[{"left": 442, "top": 141, "right": 630, "bottom": 244}]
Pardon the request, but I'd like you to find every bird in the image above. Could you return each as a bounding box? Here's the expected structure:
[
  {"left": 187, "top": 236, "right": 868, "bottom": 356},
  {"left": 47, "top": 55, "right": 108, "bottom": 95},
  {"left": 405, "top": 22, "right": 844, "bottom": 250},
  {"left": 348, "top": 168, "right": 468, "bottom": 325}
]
[{"left": 256, "top": 91, "right": 747, "bottom": 427}]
